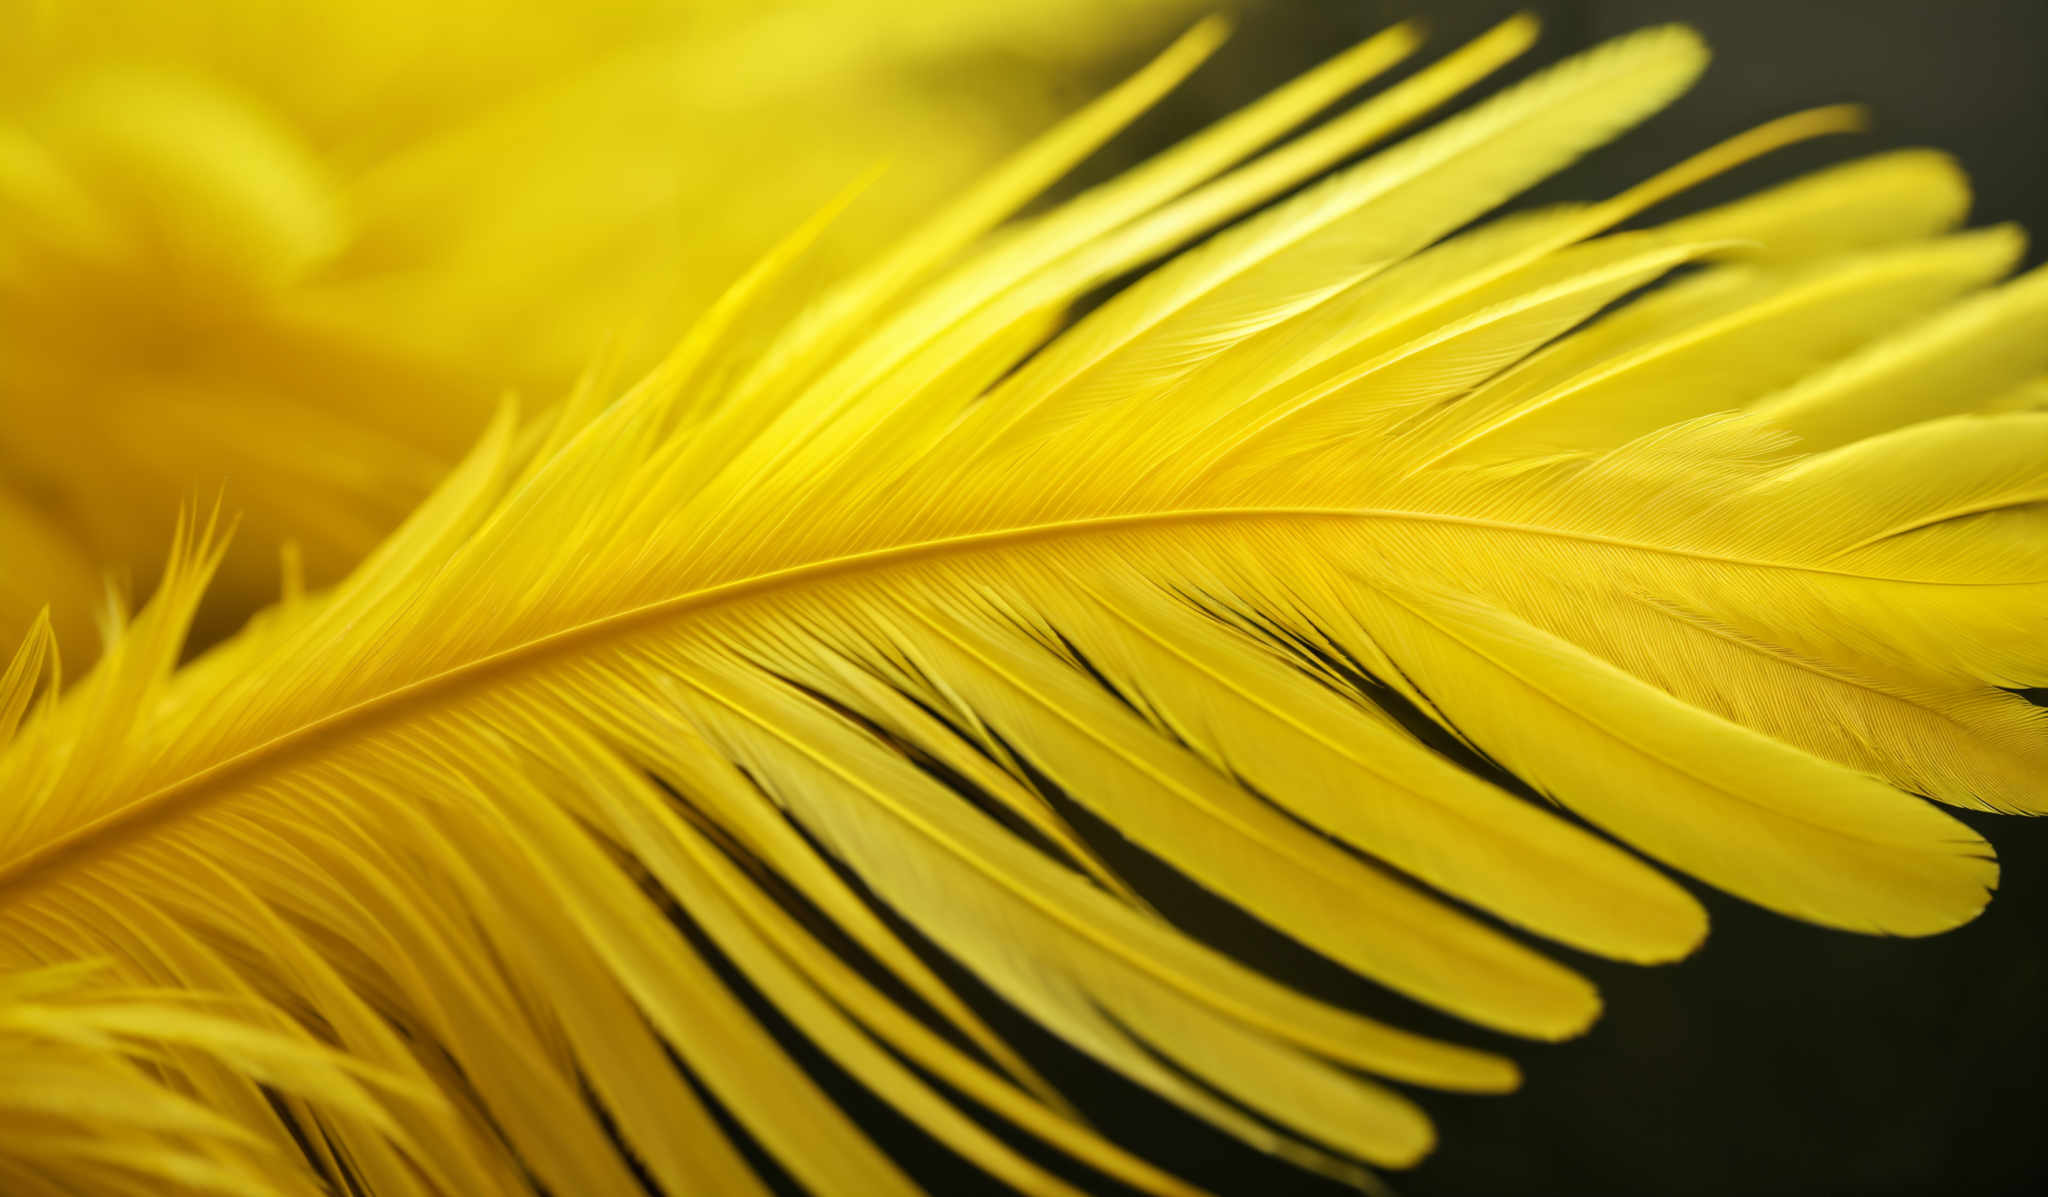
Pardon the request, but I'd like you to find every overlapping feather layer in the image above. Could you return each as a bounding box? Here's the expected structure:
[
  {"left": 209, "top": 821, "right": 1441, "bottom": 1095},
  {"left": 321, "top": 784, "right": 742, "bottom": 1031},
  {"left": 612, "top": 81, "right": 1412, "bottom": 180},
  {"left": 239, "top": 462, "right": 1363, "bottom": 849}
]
[{"left": 0, "top": 0, "right": 1195, "bottom": 658}]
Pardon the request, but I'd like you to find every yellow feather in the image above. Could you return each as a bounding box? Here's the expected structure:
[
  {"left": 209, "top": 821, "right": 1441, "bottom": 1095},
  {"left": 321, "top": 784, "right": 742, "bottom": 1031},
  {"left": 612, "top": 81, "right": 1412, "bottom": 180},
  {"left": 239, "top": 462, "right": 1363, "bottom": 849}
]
[
  {"left": 0, "top": 963, "right": 426, "bottom": 1197},
  {"left": 0, "top": 0, "right": 1206, "bottom": 658},
  {"left": 1753, "top": 263, "right": 2048, "bottom": 445},
  {"left": 1659, "top": 148, "right": 1972, "bottom": 257},
  {"left": 1, "top": 13, "right": 2044, "bottom": 1196}
]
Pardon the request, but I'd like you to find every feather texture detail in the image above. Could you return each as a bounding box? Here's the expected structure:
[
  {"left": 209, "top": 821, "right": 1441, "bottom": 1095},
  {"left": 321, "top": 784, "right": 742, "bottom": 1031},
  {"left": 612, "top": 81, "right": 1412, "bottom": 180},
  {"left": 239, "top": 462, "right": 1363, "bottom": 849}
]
[
  {"left": 1, "top": 15, "right": 2043, "bottom": 1196},
  {"left": 0, "top": 0, "right": 1205, "bottom": 659}
]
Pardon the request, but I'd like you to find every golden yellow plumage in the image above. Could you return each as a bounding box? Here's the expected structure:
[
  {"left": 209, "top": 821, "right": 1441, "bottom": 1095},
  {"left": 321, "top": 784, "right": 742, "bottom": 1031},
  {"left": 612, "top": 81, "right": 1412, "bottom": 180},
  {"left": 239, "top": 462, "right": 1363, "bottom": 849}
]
[
  {"left": 0, "top": 0, "right": 1197, "bottom": 658},
  {"left": 0, "top": 962, "right": 418, "bottom": 1197},
  {"left": 2, "top": 9, "right": 2045, "bottom": 1195}
]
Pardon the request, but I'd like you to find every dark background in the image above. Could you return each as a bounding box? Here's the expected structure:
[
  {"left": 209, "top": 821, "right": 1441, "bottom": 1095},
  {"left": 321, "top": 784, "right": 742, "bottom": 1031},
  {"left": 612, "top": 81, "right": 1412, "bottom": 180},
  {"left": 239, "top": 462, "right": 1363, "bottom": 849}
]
[{"left": 858, "top": 4, "right": 2048, "bottom": 1195}]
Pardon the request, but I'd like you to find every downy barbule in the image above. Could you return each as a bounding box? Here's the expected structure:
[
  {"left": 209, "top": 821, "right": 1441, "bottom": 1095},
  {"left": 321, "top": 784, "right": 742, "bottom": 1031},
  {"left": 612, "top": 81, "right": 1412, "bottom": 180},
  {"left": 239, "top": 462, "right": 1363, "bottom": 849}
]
[{"left": 4, "top": 12, "right": 2048, "bottom": 1197}]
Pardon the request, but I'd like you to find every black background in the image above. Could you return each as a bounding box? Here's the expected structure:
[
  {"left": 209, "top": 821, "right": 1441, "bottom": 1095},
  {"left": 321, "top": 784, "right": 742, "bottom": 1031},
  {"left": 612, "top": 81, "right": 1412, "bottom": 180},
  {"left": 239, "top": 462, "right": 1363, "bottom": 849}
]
[{"left": 941, "top": 4, "right": 2048, "bottom": 1195}]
